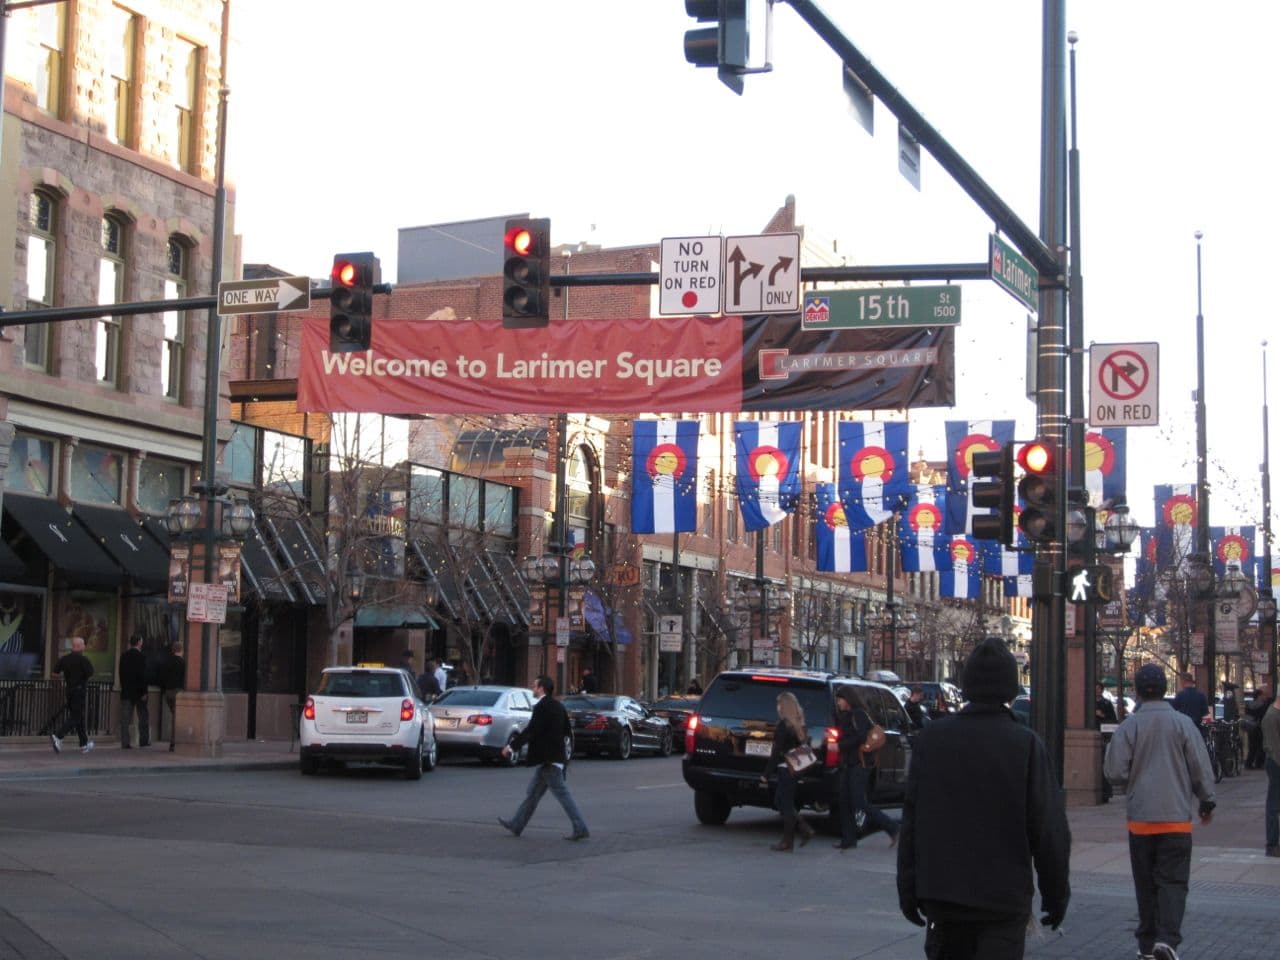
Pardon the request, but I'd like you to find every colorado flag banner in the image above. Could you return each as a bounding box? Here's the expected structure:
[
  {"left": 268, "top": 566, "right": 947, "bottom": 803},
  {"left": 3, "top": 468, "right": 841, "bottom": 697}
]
[
  {"left": 897, "top": 485, "right": 948, "bottom": 573},
  {"left": 945, "top": 419, "right": 1015, "bottom": 535},
  {"left": 983, "top": 542, "right": 1034, "bottom": 597},
  {"left": 735, "top": 421, "right": 802, "bottom": 532},
  {"left": 632, "top": 419, "right": 699, "bottom": 534},
  {"left": 938, "top": 536, "right": 983, "bottom": 599},
  {"left": 816, "top": 483, "right": 868, "bottom": 573},
  {"left": 1211, "top": 525, "right": 1255, "bottom": 579},
  {"left": 1083, "top": 429, "right": 1127, "bottom": 507},
  {"left": 1153, "top": 483, "right": 1198, "bottom": 568},
  {"left": 838, "top": 421, "right": 911, "bottom": 531}
]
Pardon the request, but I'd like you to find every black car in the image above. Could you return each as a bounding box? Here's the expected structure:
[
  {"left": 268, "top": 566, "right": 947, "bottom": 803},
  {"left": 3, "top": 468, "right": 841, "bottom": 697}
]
[
  {"left": 562, "top": 694, "right": 674, "bottom": 759},
  {"left": 646, "top": 694, "right": 701, "bottom": 753},
  {"left": 682, "top": 668, "right": 911, "bottom": 829}
]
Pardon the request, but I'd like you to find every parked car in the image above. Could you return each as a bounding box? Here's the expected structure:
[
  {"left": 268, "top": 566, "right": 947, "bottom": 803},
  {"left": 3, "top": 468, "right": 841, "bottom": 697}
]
[
  {"left": 562, "top": 694, "right": 674, "bottom": 759},
  {"left": 427, "top": 685, "right": 536, "bottom": 765},
  {"left": 914, "top": 681, "right": 964, "bottom": 716},
  {"left": 299, "top": 665, "right": 438, "bottom": 779},
  {"left": 1011, "top": 695, "right": 1031, "bottom": 725},
  {"left": 645, "top": 694, "right": 700, "bottom": 752},
  {"left": 681, "top": 668, "right": 911, "bottom": 829}
]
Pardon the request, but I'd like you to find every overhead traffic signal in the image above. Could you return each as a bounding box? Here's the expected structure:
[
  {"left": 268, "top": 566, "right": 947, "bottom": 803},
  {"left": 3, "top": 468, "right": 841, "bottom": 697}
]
[
  {"left": 329, "top": 252, "right": 379, "bottom": 352},
  {"left": 1016, "top": 439, "right": 1058, "bottom": 543},
  {"left": 970, "top": 441, "right": 1015, "bottom": 547},
  {"left": 501, "top": 217, "right": 551, "bottom": 329},
  {"left": 683, "top": 0, "right": 749, "bottom": 95}
]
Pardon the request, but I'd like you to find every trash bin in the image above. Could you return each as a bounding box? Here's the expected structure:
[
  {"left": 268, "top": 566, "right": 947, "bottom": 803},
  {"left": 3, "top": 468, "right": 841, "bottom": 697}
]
[{"left": 289, "top": 701, "right": 303, "bottom": 752}]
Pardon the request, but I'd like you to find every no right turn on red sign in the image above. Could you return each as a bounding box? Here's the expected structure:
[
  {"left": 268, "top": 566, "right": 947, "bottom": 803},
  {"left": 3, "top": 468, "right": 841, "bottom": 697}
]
[{"left": 1089, "top": 342, "right": 1158, "bottom": 427}]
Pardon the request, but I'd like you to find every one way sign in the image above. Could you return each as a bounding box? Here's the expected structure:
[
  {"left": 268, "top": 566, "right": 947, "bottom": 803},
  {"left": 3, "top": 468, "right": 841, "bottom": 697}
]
[
  {"left": 722, "top": 233, "right": 800, "bottom": 316},
  {"left": 217, "top": 276, "right": 311, "bottom": 316}
]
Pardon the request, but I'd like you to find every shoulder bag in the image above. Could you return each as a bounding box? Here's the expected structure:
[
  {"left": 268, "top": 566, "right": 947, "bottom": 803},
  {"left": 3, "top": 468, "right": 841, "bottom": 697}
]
[
  {"left": 785, "top": 743, "right": 818, "bottom": 774},
  {"left": 861, "top": 723, "right": 886, "bottom": 753}
]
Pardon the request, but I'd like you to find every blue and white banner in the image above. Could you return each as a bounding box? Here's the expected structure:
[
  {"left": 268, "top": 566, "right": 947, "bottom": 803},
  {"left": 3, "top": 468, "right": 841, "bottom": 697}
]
[
  {"left": 938, "top": 536, "right": 983, "bottom": 599},
  {"left": 897, "top": 485, "right": 947, "bottom": 573},
  {"left": 945, "top": 419, "right": 1015, "bottom": 535},
  {"left": 983, "top": 541, "right": 1034, "bottom": 578},
  {"left": 735, "top": 420, "right": 802, "bottom": 532},
  {"left": 1210, "top": 525, "right": 1255, "bottom": 579},
  {"left": 837, "top": 421, "right": 911, "bottom": 531},
  {"left": 1153, "top": 483, "right": 1198, "bottom": 570},
  {"left": 816, "top": 483, "right": 868, "bottom": 573},
  {"left": 1002, "top": 573, "right": 1034, "bottom": 598},
  {"left": 1084, "top": 429, "right": 1126, "bottom": 508},
  {"left": 632, "top": 419, "right": 699, "bottom": 534}
]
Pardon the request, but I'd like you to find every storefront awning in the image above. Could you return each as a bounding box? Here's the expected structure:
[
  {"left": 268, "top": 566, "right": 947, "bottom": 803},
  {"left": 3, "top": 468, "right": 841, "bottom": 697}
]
[
  {"left": 267, "top": 517, "right": 329, "bottom": 605},
  {"left": 0, "top": 539, "right": 27, "bottom": 580},
  {"left": 355, "top": 603, "right": 439, "bottom": 629},
  {"left": 465, "top": 553, "right": 518, "bottom": 625},
  {"left": 2, "top": 494, "right": 123, "bottom": 586},
  {"left": 487, "top": 552, "right": 530, "bottom": 627},
  {"left": 73, "top": 503, "right": 169, "bottom": 589},
  {"left": 240, "top": 524, "right": 297, "bottom": 603},
  {"left": 409, "top": 537, "right": 478, "bottom": 621}
]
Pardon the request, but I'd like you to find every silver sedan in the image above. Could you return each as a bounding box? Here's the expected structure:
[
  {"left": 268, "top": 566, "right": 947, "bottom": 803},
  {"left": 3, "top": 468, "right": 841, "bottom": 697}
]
[{"left": 427, "top": 685, "right": 536, "bottom": 765}]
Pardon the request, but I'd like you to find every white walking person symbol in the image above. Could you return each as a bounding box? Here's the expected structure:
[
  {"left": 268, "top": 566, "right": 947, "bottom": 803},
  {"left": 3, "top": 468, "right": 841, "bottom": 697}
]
[{"left": 1070, "top": 568, "right": 1092, "bottom": 603}]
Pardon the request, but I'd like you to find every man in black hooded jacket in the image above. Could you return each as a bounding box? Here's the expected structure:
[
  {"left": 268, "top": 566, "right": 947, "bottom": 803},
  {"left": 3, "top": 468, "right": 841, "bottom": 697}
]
[{"left": 897, "top": 638, "right": 1071, "bottom": 959}]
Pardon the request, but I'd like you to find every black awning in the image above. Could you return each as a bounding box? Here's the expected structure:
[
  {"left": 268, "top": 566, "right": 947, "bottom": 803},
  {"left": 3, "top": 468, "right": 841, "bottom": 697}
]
[
  {"left": 3, "top": 494, "right": 124, "bottom": 586},
  {"left": 240, "top": 525, "right": 297, "bottom": 603},
  {"left": 464, "top": 552, "right": 514, "bottom": 624},
  {"left": 266, "top": 517, "right": 329, "bottom": 605},
  {"left": 0, "top": 539, "right": 27, "bottom": 580},
  {"left": 73, "top": 504, "right": 169, "bottom": 588},
  {"left": 486, "top": 552, "right": 530, "bottom": 627},
  {"left": 409, "top": 537, "right": 477, "bottom": 621}
]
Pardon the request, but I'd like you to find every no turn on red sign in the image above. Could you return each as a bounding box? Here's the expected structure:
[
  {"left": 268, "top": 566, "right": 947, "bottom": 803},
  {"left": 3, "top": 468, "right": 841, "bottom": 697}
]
[{"left": 1089, "top": 342, "right": 1158, "bottom": 427}]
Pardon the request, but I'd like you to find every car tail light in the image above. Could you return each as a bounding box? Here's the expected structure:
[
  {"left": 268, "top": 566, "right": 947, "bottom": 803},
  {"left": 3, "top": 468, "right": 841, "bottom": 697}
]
[
  {"left": 584, "top": 715, "right": 609, "bottom": 730},
  {"left": 824, "top": 725, "right": 840, "bottom": 768},
  {"left": 685, "top": 714, "right": 700, "bottom": 753},
  {"left": 467, "top": 714, "right": 494, "bottom": 726},
  {"left": 303, "top": 697, "right": 315, "bottom": 721},
  {"left": 400, "top": 699, "right": 415, "bottom": 722},
  {"left": 750, "top": 675, "right": 789, "bottom": 683}
]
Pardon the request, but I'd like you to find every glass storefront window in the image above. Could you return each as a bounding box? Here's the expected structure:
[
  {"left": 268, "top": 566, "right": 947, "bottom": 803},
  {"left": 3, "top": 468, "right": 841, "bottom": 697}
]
[
  {"left": 484, "top": 482, "right": 514, "bottom": 536},
  {"left": 224, "top": 423, "right": 257, "bottom": 487},
  {"left": 410, "top": 467, "right": 444, "bottom": 527},
  {"left": 69, "top": 444, "right": 122, "bottom": 505},
  {"left": 263, "top": 430, "right": 307, "bottom": 507},
  {"left": 449, "top": 474, "right": 480, "bottom": 530},
  {"left": 5, "top": 434, "right": 54, "bottom": 496},
  {"left": 137, "top": 457, "right": 184, "bottom": 515}
]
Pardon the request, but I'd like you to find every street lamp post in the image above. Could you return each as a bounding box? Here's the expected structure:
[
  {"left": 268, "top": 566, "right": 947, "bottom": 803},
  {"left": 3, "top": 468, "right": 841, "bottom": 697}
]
[
  {"left": 1261, "top": 341, "right": 1276, "bottom": 692},
  {"left": 1193, "top": 231, "right": 1216, "bottom": 691}
]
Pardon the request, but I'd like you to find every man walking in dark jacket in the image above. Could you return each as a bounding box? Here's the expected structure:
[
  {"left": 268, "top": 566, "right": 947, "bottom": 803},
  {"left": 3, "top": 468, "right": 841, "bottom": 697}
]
[
  {"left": 118, "top": 633, "right": 150, "bottom": 748},
  {"left": 50, "top": 636, "right": 95, "bottom": 754},
  {"left": 498, "top": 675, "right": 588, "bottom": 840},
  {"left": 897, "top": 637, "right": 1070, "bottom": 959}
]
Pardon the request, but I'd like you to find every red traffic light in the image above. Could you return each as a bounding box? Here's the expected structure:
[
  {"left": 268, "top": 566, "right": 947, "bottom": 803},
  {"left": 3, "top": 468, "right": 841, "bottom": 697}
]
[
  {"left": 506, "top": 226, "right": 534, "bottom": 257},
  {"left": 332, "top": 260, "right": 358, "bottom": 288},
  {"left": 1018, "top": 441, "right": 1053, "bottom": 474}
]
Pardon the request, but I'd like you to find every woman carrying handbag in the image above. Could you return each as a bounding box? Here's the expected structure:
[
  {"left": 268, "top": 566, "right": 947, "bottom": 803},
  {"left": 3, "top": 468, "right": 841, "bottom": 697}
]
[
  {"left": 763, "top": 691, "right": 816, "bottom": 852},
  {"left": 833, "top": 685, "right": 901, "bottom": 850}
]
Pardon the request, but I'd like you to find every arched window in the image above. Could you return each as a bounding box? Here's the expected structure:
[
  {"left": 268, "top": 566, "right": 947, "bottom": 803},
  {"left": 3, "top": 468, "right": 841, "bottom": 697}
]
[
  {"left": 97, "top": 213, "right": 127, "bottom": 385},
  {"left": 25, "top": 189, "right": 58, "bottom": 368},
  {"left": 162, "top": 236, "right": 190, "bottom": 400}
]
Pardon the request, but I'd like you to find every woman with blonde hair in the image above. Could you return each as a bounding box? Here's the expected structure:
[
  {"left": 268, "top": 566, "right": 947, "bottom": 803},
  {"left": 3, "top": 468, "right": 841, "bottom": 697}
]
[{"left": 764, "top": 690, "right": 815, "bottom": 851}]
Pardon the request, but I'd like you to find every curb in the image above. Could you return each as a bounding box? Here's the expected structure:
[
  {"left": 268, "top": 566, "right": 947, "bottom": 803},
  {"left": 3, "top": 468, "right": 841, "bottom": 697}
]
[{"left": 0, "top": 760, "right": 297, "bottom": 781}]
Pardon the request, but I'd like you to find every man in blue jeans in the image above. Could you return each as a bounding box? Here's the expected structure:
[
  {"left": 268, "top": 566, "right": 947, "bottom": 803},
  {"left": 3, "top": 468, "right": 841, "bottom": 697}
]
[
  {"left": 498, "top": 675, "right": 588, "bottom": 841},
  {"left": 1106, "top": 663, "right": 1216, "bottom": 960}
]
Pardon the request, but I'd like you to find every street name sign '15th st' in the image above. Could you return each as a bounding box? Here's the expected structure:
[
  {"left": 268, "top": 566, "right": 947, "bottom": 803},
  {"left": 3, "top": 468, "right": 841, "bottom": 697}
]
[
  {"left": 801, "top": 285, "right": 960, "bottom": 330},
  {"left": 217, "top": 276, "right": 310, "bottom": 316}
]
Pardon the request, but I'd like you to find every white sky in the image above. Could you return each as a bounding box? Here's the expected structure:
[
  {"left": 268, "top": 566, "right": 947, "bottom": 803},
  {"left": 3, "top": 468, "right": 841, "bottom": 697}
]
[{"left": 226, "top": 1, "right": 1279, "bottom": 536}]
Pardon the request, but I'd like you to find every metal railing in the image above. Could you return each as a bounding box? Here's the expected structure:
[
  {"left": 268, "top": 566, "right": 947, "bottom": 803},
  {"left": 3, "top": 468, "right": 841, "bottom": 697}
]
[{"left": 0, "top": 680, "right": 113, "bottom": 737}]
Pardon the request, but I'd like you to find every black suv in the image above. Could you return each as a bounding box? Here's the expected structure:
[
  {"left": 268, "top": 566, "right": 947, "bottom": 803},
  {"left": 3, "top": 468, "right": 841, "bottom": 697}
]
[{"left": 681, "top": 668, "right": 912, "bottom": 828}]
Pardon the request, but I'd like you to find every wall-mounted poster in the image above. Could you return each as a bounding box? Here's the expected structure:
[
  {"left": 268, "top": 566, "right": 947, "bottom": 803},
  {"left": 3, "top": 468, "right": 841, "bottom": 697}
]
[
  {"left": 0, "top": 589, "right": 44, "bottom": 680},
  {"left": 54, "top": 591, "right": 118, "bottom": 679}
]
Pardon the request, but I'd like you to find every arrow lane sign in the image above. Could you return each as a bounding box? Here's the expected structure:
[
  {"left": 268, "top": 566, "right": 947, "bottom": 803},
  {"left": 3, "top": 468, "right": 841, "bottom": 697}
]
[
  {"left": 768, "top": 256, "right": 793, "bottom": 286},
  {"left": 728, "top": 246, "right": 763, "bottom": 306},
  {"left": 217, "top": 276, "right": 311, "bottom": 316}
]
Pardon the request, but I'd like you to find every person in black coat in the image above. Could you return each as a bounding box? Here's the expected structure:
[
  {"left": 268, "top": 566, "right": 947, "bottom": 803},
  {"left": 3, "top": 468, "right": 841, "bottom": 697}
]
[
  {"left": 159, "top": 641, "right": 185, "bottom": 752},
  {"left": 118, "top": 633, "right": 150, "bottom": 748},
  {"left": 763, "top": 691, "right": 815, "bottom": 851},
  {"left": 1095, "top": 684, "right": 1118, "bottom": 728},
  {"left": 897, "top": 637, "right": 1070, "bottom": 959},
  {"left": 498, "top": 675, "right": 589, "bottom": 840},
  {"left": 50, "top": 636, "right": 95, "bottom": 753},
  {"left": 832, "top": 685, "right": 900, "bottom": 850},
  {"left": 1245, "top": 682, "right": 1272, "bottom": 769}
]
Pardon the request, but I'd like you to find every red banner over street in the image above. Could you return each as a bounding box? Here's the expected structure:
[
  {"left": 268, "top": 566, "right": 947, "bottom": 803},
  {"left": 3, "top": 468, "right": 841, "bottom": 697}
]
[{"left": 296, "top": 315, "right": 954, "bottom": 414}]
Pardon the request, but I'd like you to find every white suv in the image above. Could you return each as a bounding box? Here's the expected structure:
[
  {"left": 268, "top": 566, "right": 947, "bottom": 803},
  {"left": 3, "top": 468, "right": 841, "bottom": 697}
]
[{"left": 299, "top": 666, "right": 438, "bottom": 779}]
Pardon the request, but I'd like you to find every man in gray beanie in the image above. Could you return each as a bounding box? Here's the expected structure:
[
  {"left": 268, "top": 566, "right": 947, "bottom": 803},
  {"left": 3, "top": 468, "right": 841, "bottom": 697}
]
[
  {"left": 1105, "top": 663, "right": 1215, "bottom": 960},
  {"left": 897, "top": 637, "right": 1070, "bottom": 958}
]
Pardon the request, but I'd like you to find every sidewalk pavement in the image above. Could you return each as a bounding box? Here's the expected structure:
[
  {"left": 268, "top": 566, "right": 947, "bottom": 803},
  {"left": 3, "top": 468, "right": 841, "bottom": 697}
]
[{"left": 2, "top": 735, "right": 1277, "bottom": 886}]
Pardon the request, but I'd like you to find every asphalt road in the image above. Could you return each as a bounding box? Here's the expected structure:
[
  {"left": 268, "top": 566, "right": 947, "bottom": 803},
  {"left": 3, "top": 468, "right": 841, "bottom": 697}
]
[{"left": 0, "top": 753, "right": 1275, "bottom": 960}]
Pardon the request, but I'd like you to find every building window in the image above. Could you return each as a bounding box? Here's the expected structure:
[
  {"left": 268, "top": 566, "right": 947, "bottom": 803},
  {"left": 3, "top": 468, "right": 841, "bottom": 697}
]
[
  {"left": 174, "top": 40, "right": 202, "bottom": 170},
  {"left": 25, "top": 190, "right": 57, "bottom": 369},
  {"left": 162, "top": 237, "right": 188, "bottom": 400},
  {"left": 97, "top": 214, "right": 126, "bottom": 385},
  {"left": 137, "top": 458, "right": 184, "bottom": 515},
  {"left": 5, "top": 434, "right": 55, "bottom": 496},
  {"left": 33, "top": 2, "right": 65, "bottom": 115},
  {"left": 70, "top": 444, "right": 124, "bottom": 505},
  {"left": 726, "top": 492, "right": 739, "bottom": 542},
  {"left": 108, "top": 5, "right": 136, "bottom": 145}
]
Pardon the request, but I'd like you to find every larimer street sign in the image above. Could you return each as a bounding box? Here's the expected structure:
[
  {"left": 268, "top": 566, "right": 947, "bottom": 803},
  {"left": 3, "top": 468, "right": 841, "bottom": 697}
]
[{"left": 217, "top": 276, "right": 310, "bottom": 316}]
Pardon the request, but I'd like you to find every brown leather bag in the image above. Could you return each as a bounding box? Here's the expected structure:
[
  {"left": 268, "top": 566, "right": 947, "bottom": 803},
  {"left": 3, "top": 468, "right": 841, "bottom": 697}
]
[{"left": 861, "top": 723, "right": 886, "bottom": 753}]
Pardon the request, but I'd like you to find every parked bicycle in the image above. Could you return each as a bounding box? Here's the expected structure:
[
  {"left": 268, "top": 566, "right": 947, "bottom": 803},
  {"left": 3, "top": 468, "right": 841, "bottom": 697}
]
[
  {"left": 1200, "top": 722, "right": 1223, "bottom": 784},
  {"left": 1200, "top": 720, "right": 1244, "bottom": 783}
]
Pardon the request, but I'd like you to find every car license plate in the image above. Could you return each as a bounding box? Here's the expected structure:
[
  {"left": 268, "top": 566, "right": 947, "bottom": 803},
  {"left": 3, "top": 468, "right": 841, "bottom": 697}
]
[
  {"left": 346, "top": 711, "right": 368, "bottom": 724},
  {"left": 744, "top": 739, "right": 772, "bottom": 756},
  {"left": 439, "top": 717, "right": 460, "bottom": 729}
]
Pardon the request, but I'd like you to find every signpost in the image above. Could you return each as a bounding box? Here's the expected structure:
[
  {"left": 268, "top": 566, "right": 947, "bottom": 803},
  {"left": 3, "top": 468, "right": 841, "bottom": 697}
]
[
  {"left": 722, "top": 233, "right": 801, "bottom": 316},
  {"left": 801, "top": 285, "right": 960, "bottom": 330},
  {"left": 186, "top": 581, "right": 228, "bottom": 624},
  {"left": 989, "top": 233, "right": 1038, "bottom": 312},
  {"left": 555, "top": 616, "right": 571, "bottom": 648},
  {"left": 659, "top": 615, "right": 683, "bottom": 653},
  {"left": 659, "top": 236, "right": 723, "bottom": 315},
  {"left": 217, "top": 276, "right": 310, "bottom": 316},
  {"left": 1089, "top": 342, "right": 1159, "bottom": 427}
]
